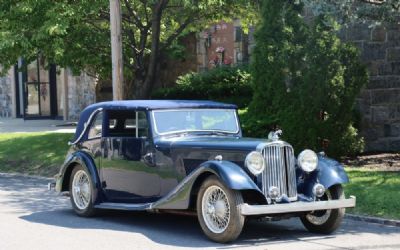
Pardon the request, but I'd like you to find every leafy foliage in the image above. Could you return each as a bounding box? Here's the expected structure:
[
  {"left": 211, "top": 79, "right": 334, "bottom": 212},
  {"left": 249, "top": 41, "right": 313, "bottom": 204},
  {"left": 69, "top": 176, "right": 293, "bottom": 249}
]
[
  {"left": 246, "top": 0, "right": 368, "bottom": 157},
  {"left": 0, "top": 0, "right": 259, "bottom": 98},
  {"left": 151, "top": 66, "right": 252, "bottom": 108},
  {"left": 0, "top": 1, "right": 111, "bottom": 76}
]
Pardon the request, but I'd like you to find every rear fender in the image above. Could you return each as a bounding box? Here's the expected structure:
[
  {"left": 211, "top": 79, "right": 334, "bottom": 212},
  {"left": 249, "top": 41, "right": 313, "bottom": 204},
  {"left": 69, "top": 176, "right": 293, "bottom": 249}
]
[{"left": 55, "top": 151, "right": 102, "bottom": 204}]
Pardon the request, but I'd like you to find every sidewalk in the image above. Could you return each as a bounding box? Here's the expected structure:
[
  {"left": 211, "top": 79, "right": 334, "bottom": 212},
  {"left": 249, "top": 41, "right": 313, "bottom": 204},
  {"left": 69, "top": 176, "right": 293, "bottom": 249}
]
[{"left": 0, "top": 118, "right": 76, "bottom": 133}]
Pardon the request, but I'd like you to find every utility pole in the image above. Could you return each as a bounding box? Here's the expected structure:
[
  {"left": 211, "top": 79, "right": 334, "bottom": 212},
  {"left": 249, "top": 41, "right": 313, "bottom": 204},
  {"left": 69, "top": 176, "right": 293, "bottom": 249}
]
[{"left": 110, "top": 0, "right": 124, "bottom": 100}]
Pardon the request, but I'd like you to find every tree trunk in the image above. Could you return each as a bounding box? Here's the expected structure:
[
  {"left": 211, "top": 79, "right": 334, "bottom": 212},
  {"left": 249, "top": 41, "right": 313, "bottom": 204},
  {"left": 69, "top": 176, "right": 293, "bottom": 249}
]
[{"left": 139, "top": 1, "right": 165, "bottom": 99}]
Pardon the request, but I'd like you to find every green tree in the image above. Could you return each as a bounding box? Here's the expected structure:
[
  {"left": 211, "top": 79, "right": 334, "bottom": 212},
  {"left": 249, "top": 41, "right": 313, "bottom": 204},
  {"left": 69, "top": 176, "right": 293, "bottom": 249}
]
[
  {"left": 0, "top": 0, "right": 259, "bottom": 99},
  {"left": 152, "top": 65, "right": 252, "bottom": 108},
  {"left": 247, "top": 0, "right": 368, "bottom": 157}
]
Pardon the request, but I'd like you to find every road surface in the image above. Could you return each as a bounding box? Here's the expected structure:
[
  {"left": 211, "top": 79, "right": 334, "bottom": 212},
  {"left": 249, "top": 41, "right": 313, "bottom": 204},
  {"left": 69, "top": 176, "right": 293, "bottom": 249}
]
[{"left": 0, "top": 173, "right": 399, "bottom": 250}]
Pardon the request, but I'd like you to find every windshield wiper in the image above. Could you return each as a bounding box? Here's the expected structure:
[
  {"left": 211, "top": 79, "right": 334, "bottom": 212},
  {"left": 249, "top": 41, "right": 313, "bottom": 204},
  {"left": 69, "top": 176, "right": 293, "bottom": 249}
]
[
  {"left": 197, "top": 131, "right": 231, "bottom": 136},
  {"left": 162, "top": 131, "right": 190, "bottom": 138}
]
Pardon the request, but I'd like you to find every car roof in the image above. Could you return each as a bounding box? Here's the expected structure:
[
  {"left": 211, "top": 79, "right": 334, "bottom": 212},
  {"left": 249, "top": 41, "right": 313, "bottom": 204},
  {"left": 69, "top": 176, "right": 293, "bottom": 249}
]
[
  {"left": 85, "top": 100, "right": 237, "bottom": 111},
  {"left": 73, "top": 100, "right": 237, "bottom": 142}
]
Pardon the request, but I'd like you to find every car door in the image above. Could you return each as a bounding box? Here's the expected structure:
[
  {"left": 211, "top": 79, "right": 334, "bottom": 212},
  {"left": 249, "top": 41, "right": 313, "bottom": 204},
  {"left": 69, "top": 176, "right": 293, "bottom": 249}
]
[{"left": 100, "top": 109, "right": 160, "bottom": 203}]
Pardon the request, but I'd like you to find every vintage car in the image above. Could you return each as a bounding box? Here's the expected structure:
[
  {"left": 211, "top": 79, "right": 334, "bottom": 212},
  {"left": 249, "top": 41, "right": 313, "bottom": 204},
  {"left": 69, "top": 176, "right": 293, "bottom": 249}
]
[{"left": 55, "top": 100, "right": 356, "bottom": 243}]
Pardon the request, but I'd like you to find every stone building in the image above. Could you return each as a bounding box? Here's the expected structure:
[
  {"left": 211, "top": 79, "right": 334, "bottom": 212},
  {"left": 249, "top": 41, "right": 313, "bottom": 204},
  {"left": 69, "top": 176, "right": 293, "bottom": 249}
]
[
  {"left": 340, "top": 22, "right": 400, "bottom": 151},
  {"left": 0, "top": 57, "right": 96, "bottom": 121}
]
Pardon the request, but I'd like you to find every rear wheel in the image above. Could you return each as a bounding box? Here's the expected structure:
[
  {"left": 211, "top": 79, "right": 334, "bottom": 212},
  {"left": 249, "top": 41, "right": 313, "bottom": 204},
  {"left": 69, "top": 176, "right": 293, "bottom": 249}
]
[
  {"left": 196, "top": 176, "right": 245, "bottom": 243},
  {"left": 69, "top": 165, "right": 97, "bottom": 217},
  {"left": 300, "top": 184, "right": 345, "bottom": 234}
]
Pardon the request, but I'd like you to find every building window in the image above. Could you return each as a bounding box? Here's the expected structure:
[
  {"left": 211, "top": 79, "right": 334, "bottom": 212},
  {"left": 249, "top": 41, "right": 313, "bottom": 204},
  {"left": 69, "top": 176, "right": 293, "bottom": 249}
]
[
  {"left": 25, "top": 58, "right": 51, "bottom": 116},
  {"left": 234, "top": 27, "right": 243, "bottom": 42},
  {"left": 16, "top": 56, "right": 60, "bottom": 119}
]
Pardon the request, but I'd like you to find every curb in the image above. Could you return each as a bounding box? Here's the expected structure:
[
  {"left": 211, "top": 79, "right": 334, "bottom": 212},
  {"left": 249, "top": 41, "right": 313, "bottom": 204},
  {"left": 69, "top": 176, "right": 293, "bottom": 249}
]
[{"left": 346, "top": 214, "right": 400, "bottom": 227}]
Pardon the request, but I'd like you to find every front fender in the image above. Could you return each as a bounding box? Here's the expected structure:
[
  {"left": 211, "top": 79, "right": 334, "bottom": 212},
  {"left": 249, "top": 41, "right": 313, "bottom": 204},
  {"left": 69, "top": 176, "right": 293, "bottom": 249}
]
[
  {"left": 55, "top": 150, "right": 102, "bottom": 203},
  {"left": 151, "top": 160, "right": 263, "bottom": 210},
  {"left": 298, "top": 156, "right": 349, "bottom": 197},
  {"left": 317, "top": 156, "right": 349, "bottom": 188},
  {"left": 201, "top": 160, "right": 261, "bottom": 190}
]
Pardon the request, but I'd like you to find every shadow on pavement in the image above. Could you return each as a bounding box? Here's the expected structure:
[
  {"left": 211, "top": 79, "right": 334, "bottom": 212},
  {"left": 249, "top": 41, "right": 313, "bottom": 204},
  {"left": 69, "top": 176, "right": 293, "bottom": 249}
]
[{"left": 1, "top": 173, "right": 400, "bottom": 249}]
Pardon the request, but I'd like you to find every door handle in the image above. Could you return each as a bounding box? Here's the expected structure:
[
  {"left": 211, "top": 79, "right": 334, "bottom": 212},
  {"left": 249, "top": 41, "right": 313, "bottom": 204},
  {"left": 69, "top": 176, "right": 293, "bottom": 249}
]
[{"left": 143, "top": 152, "right": 156, "bottom": 167}]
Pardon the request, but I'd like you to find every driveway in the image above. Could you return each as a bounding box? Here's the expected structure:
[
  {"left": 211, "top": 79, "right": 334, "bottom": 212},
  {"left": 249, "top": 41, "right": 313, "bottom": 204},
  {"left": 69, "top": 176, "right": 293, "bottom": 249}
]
[{"left": 0, "top": 173, "right": 399, "bottom": 250}]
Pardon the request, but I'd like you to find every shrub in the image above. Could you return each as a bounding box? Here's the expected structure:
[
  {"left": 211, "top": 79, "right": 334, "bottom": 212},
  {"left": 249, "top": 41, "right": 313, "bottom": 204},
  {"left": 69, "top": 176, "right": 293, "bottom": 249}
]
[
  {"left": 151, "top": 66, "right": 252, "bottom": 108},
  {"left": 246, "top": 1, "right": 367, "bottom": 157}
]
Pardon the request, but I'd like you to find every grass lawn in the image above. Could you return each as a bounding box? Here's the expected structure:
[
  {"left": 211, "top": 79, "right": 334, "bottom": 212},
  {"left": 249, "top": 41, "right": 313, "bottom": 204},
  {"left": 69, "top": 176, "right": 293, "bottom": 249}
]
[
  {"left": 0, "top": 132, "right": 73, "bottom": 177},
  {"left": 345, "top": 167, "right": 400, "bottom": 220}
]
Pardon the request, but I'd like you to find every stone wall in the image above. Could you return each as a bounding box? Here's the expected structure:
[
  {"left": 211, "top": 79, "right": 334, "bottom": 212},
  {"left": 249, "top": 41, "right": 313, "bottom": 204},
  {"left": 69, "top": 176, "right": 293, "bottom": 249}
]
[
  {"left": 66, "top": 70, "right": 97, "bottom": 121},
  {"left": 341, "top": 22, "right": 400, "bottom": 151},
  {"left": 0, "top": 74, "right": 12, "bottom": 118}
]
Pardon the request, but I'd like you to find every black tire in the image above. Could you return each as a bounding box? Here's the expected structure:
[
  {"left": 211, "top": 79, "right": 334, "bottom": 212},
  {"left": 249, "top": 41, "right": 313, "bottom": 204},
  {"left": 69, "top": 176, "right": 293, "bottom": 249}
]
[
  {"left": 196, "top": 176, "right": 245, "bottom": 243},
  {"left": 69, "top": 165, "right": 97, "bottom": 217},
  {"left": 300, "top": 184, "right": 345, "bottom": 234}
]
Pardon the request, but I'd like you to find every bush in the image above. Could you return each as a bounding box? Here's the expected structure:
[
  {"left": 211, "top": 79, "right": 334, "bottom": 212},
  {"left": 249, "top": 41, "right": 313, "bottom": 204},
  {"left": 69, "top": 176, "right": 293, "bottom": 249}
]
[
  {"left": 151, "top": 66, "right": 252, "bottom": 108},
  {"left": 246, "top": 1, "right": 367, "bottom": 157}
]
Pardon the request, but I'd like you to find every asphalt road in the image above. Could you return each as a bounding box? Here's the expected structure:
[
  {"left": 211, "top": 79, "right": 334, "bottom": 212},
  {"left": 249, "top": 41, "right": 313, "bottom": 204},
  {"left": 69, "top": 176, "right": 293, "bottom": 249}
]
[{"left": 1, "top": 173, "right": 399, "bottom": 250}]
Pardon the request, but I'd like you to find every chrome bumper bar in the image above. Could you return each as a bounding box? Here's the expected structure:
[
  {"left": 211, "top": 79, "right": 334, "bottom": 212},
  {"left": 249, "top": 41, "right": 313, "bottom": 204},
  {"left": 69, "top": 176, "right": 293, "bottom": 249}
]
[{"left": 240, "top": 196, "right": 356, "bottom": 216}]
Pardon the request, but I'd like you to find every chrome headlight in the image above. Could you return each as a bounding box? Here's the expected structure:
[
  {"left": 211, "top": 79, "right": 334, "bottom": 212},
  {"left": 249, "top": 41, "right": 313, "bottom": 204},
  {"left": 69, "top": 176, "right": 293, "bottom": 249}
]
[
  {"left": 245, "top": 151, "right": 265, "bottom": 175},
  {"left": 297, "top": 149, "right": 318, "bottom": 173}
]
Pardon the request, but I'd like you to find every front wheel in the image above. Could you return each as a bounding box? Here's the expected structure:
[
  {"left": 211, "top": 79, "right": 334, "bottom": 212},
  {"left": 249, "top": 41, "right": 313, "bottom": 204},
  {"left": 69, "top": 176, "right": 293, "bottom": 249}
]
[
  {"left": 300, "top": 184, "right": 345, "bottom": 234},
  {"left": 196, "top": 176, "right": 245, "bottom": 243},
  {"left": 69, "top": 165, "right": 97, "bottom": 217}
]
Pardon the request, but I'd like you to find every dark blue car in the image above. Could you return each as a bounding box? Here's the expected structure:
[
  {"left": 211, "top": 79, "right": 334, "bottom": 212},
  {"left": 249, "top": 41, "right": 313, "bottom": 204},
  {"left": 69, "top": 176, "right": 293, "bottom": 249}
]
[{"left": 55, "top": 100, "right": 356, "bottom": 243}]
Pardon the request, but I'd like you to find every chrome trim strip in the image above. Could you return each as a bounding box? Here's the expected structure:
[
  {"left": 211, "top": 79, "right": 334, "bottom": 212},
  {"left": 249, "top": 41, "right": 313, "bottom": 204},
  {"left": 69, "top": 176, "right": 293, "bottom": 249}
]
[
  {"left": 240, "top": 196, "right": 356, "bottom": 216},
  {"left": 68, "top": 108, "right": 103, "bottom": 145},
  {"left": 256, "top": 140, "right": 293, "bottom": 152},
  {"left": 95, "top": 202, "right": 151, "bottom": 211}
]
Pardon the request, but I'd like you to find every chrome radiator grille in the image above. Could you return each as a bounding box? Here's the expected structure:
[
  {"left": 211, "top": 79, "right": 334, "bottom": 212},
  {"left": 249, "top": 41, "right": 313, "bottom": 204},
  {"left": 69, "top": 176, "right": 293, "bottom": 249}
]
[{"left": 261, "top": 144, "right": 297, "bottom": 200}]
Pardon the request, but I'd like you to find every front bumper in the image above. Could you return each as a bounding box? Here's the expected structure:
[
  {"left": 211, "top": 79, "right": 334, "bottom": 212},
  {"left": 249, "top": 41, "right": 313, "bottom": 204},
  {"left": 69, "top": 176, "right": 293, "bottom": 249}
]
[{"left": 240, "top": 196, "right": 356, "bottom": 216}]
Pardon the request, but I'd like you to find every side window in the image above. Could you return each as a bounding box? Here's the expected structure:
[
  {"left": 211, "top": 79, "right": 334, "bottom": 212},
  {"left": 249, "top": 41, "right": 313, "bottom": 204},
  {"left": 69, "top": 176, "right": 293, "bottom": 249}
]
[
  {"left": 106, "top": 110, "right": 149, "bottom": 138},
  {"left": 88, "top": 112, "right": 103, "bottom": 139}
]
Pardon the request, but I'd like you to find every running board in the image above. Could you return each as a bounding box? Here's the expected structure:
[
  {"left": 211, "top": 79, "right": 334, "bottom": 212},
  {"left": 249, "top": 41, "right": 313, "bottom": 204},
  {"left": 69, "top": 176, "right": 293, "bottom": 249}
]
[{"left": 95, "top": 202, "right": 152, "bottom": 211}]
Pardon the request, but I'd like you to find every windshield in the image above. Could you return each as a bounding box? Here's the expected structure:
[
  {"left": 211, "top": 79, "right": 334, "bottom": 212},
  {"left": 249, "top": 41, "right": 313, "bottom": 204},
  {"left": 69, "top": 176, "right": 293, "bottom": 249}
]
[{"left": 152, "top": 109, "right": 239, "bottom": 135}]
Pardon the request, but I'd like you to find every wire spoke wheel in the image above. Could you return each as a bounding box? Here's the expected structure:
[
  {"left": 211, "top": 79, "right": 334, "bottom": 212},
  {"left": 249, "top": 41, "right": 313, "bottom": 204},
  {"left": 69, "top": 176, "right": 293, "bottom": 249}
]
[
  {"left": 305, "top": 190, "right": 332, "bottom": 225},
  {"left": 71, "top": 169, "right": 91, "bottom": 210},
  {"left": 202, "top": 185, "right": 231, "bottom": 233},
  {"left": 300, "top": 185, "right": 345, "bottom": 234},
  {"left": 197, "top": 176, "right": 245, "bottom": 243}
]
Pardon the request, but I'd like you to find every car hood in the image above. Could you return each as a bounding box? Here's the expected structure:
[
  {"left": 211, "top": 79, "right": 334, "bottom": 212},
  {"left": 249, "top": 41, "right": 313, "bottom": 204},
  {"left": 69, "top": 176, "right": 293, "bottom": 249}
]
[{"left": 154, "top": 135, "right": 269, "bottom": 152}]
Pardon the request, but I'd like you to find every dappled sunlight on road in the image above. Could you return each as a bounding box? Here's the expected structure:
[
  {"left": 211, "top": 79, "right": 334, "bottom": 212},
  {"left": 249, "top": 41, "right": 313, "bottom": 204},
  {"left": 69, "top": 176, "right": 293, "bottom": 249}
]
[
  {"left": 0, "top": 173, "right": 400, "bottom": 250},
  {"left": 0, "top": 174, "right": 69, "bottom": 214}
]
